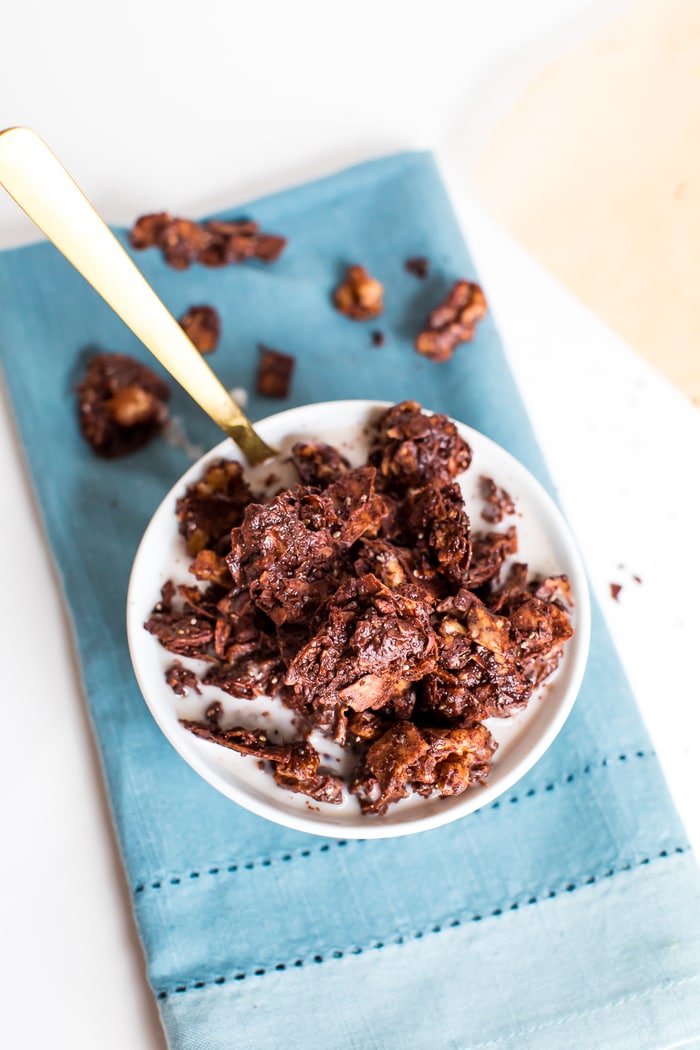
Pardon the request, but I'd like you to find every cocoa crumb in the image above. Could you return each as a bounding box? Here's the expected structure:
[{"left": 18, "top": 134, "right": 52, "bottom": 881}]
[
  {"left": 178, "top": 305, "right": 221, "bottom": 354},
  {"left": 415, "top": 280, "right": 487, "bottom": 362},
  {"left": 371, "top": 331, "right": 385, "bottom": 347},
  {"left": 333, "top": 265, "right": 383, "bottom": 321},
  {"left": 405, "top": 256, "right": 429, "bottom": 279},
  {"left": 206, "top": 701, "right": 224, "bottom": 724},
  {"left": 610, "top": 583, "right": 622, "bottom": 601}
]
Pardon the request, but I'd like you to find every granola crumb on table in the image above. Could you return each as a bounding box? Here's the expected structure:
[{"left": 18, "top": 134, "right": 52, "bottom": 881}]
[
  {"left": 333, "top": 265, "right": 384, "bottom": 321},
  {"left": 77, "top": 351, "right": 170, "bottom": 458},
  {"left": 129, "top": 212, "right": 287, "bottom": 269},
  {"left": 178, "top": 305, "right": 221, "bottom": 354},
  {"left": 415, "top": 280, "right": 487, "bottom": 362},
  {"left": 405, "top": 256, "right": 429, "bottom": 279}
]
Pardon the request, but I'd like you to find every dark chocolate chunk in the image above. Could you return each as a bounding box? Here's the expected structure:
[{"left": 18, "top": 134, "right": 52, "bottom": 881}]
[{"left": 255, "top": 345, "right": 295, "bottom": 399}]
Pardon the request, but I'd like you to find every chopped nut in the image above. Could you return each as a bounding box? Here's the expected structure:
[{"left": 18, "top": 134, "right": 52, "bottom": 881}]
[
  {"left": 415, "top": 280, "right": 487, "bottom": 362},
  {"left": 255, "top": 345, "right": 295, "bottom": 398},
  {"left": 610, "top": 583, "right": 622, "bottom": 601},
  {"left": 178, "top": 305, "right": 221, "bottom": 354},
  {"left": 106, "top": 385, "right": 159, "bottom": 427},
  {"left": 333, "top": 265, "right": 384, "bottom": 321},
  {"left": 77, "top": 352, "right": 170, "bottom": 458}
]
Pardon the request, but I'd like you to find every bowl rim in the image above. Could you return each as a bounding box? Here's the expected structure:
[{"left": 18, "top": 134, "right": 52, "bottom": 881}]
[{"left": 126, "top": 399, "right": 591, "bottom": 839}]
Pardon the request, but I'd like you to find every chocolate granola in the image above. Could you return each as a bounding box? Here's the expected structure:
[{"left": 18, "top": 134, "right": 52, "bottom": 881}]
[
  {"left": 415, "top": 280, "right": 487, "bottom": 362},
  {"left": 178, "top": 305, "right": 221, "bottom": 354},
  {"left": 333, "top": 265, "right": 384, "bottom": 321},
  {"left": 144, "top": 401, "right": 574, "bottom": 814},
  {"left": 130, "top": 212, "right": 287, "bottom": 270},
  {"left": 77, "top": 351, "right": 170, "bottom": 458}
]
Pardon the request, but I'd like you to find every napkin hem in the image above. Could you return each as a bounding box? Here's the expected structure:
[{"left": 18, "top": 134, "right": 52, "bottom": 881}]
[{"left": 149, "top": 841, "right": 690, "bottom": 999}]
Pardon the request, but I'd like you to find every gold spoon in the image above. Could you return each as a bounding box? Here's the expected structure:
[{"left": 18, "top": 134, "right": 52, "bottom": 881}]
[{"left": 0, "top": 126, "right": 276, "bottom": 465}]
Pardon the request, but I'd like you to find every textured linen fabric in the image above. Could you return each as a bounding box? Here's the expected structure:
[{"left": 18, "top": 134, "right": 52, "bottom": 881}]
[{"left": 0, "top": 152, "right": 698, "bottom": 1049}]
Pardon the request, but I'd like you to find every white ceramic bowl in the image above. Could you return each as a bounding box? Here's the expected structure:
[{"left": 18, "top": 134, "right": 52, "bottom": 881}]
[{"left": 127, "top": 400, "right": 591, "bottom": 839}]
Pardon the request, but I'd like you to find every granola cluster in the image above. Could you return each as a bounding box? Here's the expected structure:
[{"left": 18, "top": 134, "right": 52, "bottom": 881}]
[
  {"left": 77, "top": 352, "right": 170, "bottom": 457},
  {"left": 333, "top": 265, "right": 384, "bottom": 321},
  {"left": 415, "top": 280, "right": 488, "bottom": 362},
  {"left": 178, "top": 305, "right": 221, "bottom": 354},
  {"left": 130, "top": 212, "right": 287, "bottom": 270},
  {"left": 144, "top": 401, "right": 574, "bottom": 814}
]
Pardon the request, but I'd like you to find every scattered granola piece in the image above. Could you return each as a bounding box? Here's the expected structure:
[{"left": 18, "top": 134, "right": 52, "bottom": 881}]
[
  {"left": 405, "top": 256, "right": 429, "bottom": 279},
  {"left": 181, "top": 722, "right": 343, "bottom": 804},
  {"left": 610, "top": 583, "right": 622, "bottom": 601},
  {"left": 205, "top": 701, "right": 224, "bottom": 723},
  {"left": 333, "top": 265, "right": 384, "bottom": 321},
  {"left": 129, "top": 212, "right": 287, "bottom": 269},
  {"left": 165, "top": 662, "right": 202, "bottom": 697},
  {"left": 415, "top": 280, "right": 487, "bottom": 362},
  {"left": 178, "top": 305, "right": 221, "bottom": 354},
  {"left": 255, "top": 345, "right": 295, "bottom": 398},
  {"left": 144, "top": 608, "right": 215, "bottom": 660},
  {"left": 479, "top": 475, "right": 516, "bottom": 524},
  {"left": 77, "top": 352, "right": 170, "bottom": 458}
]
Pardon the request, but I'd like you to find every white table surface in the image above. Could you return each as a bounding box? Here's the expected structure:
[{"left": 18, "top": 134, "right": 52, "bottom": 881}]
[{"left": 2, "top": 2, "right": 698, "bottom": 1047}]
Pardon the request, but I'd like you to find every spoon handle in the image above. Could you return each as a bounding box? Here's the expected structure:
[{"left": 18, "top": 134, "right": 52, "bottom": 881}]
[{"left": 0, "top": 126, "right": 276, "bottom": 465}]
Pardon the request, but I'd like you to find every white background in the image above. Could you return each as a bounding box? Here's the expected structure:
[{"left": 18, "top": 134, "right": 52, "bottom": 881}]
[{"left": 2, "top": 2, "right": 698, "bottom": 1047}]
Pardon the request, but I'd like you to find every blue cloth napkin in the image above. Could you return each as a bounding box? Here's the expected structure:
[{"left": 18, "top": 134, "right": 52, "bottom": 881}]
[{"left": 1, "top": 152, "right": 699, "bottom": 1050}]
